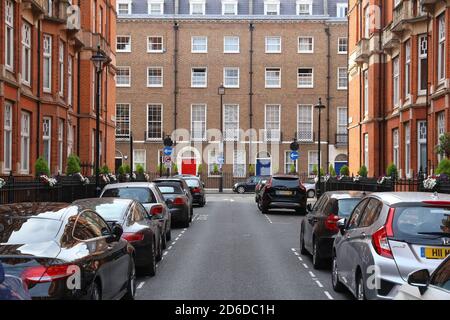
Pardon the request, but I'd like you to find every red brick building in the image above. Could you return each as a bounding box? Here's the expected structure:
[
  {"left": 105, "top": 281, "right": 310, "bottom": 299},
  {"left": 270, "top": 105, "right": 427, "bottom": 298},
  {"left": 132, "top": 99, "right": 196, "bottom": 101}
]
[
  {"left": 0, "top": 0, "right": 116, "bottom": 177},
  {"left": 348, "top": 0, "right": 449, "bottom": 177}
]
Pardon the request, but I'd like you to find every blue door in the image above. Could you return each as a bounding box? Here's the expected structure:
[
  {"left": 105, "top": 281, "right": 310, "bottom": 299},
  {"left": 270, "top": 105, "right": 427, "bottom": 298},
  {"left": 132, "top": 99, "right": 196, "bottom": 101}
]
[
  {"left": 256, "top": 159, "right": 271, "bottom": 176},
  {"left": 335, "top": 162, "right": 347, "bottom": 175}
]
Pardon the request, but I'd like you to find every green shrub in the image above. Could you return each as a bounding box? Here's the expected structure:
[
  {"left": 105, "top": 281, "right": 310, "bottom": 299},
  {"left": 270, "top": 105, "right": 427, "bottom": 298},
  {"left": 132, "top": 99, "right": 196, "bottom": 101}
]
[
  {"left": 436, "top": 133, "right": 450, "bottom": 158},
  {"left": 172, "top": 163, "right": 178, "bottom": 173},
  {"left": 436, "top": 158, "right": 450, "bottom": 176},
  {"left": 386, "top": 163, "right": 398, "bottom": 177},
  {"left": 289, "top": 163, "right": 296, "bottom": 174},
  {"left": 135, "top": 164, "right": 144, "bottom": 175},
  {"left": 118, "top": 165, "right": 125, "bottom": 175},
  {"left": 157, "top": 163, "right": 164, "bottom": 173},
  {"left": 66, "top": 154, "right": 81, "bottom": 175},
  {"left": 340, "top": 165, "right": 349, "bottom": 176},
  {"left": 358, "top": 165, "right": 368, "bottom": 177},
  {"left": 124, "top": 164, "right": 131, "bottom": 174},
  {"left": 248, "top": 164, "right": 255, "bottom": 176},
  {"left": 100, "top": 165, "right": 110, "bottom": 174},
  {"left": 312, "top": 165, "right": 325, "bottom": 176},
  {"left": 197, "top": 164, "right": 203, "bottom": 173},
  {"left": 329, "top": 164, "right": 337, "bottom": 177},
  {"left": 35, "top": 157, "right": 50, "bottom": 177},
  {"left": 212, "top": 163, "right": 219, "bottom": 174}
]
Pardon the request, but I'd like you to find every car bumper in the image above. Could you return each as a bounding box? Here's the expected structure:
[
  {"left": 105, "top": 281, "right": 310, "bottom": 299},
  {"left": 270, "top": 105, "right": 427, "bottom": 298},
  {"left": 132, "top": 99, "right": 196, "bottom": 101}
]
[
  {"left": 317, "top": 236, "right": 336, "bottom": 259},
  {"left": 192, "top": 194, "right": 204, "bottom": 204},
  {"left": 169, "top": 207, "right": 189, "bottom": 222}
]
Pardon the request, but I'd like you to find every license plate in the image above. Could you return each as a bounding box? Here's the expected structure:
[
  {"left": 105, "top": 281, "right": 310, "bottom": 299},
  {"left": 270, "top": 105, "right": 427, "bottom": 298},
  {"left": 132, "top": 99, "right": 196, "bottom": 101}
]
[
  {"left": 420, "top": 247, "right": 450, "bottom": 259},
  {"left": 276, "top": 191, "right": 293, "bottom": 196}
]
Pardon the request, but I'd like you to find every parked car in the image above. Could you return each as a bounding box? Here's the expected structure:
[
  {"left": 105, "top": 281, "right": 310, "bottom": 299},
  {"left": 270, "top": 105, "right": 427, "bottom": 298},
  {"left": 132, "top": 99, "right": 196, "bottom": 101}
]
[
  {"left": 255, "top": 178, "right": 269, "bottom": 205},
  {"left": 0, "top": 262, "right": 31, "bottom": 300},
  {"left": 181, "top": 176, "right": 206, "bottom": 207},
  {"left": 153, "top": 181, "right": 193, "bottom": 228},
  {"left": 300, "top": 191, "right": 368, "bottom": 269},
  {"left": 258, "top": 175, "right": 307, "bottom": 215},
  {"left": 394, "top": 255, "right": 450, "bottom": 300},
  {"left": 100, "top": 182, "right": 172, "bottom": 249},
  {"left": 332, "top": 192, "right": 450, "bottom": 300},
  {"left": 0, "top": 202, "right": 136, "bottom": 300},
  {"left": 73, "top": 198, "right": 162, "bottom": 276},
  {"left": 153, "top": 178, "right": 193, "bottom": 218},
  {"left": 233, "top": 175, "right": 271, "bottom": 194},
  {"left": 303, "top": 178, "right": 316, "bottom": 198}
]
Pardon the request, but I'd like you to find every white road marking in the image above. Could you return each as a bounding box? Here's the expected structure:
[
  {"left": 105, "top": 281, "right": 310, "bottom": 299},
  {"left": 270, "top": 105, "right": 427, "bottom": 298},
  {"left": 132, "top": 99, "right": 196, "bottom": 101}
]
[
  {"left": 297, "top": 257, "right": 303, "bottom": 261},
  {"left": 291, "top": 248, "right": 296, "bottom": 252},
  {"left": 230, "top": 199, "right": 235, "bottom": 202},
  {"left": 137, "top": 282, "right": 145, "bottom": 289},
  {"left": 324, "top": 291, "right": 334, "bottom": 300},
  {"left": 294, "top": 252, "right": 299, "bottom": 256},
  {"left": 168, "top": 246, "right": 172, "bottom": 250},
  {"left": 302, "top": 263, "right": 309, "bottom": 269},
  {"left": 172, "top": 241, "right": 176, "bottom": 244},
  {"left": 309, "top": 271, "right": 316, "bottom": 278},
  {"left": 163, "top": 251, "right": 168, "bottom": 256},
  {"left": 315, "top": 280, "right": 324, "bottom": 288},
  {"left": 264, "top": 215, "right": 273, "bottom": 224},
  {"left": 183, "top": 228, "right": 187, "bottom": 231}
]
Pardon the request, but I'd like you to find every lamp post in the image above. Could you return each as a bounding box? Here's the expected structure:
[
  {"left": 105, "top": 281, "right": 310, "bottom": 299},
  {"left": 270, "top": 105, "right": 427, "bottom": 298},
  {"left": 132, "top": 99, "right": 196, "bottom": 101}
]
[
  {"left": 91, "top": 45, "right": 108, "bottom": 196},
  {"left": 314, "top": 98, "right": 326, "bottom": 198},
  {"left": 218, "top": 84, "right": 225, "bottom": 193}
]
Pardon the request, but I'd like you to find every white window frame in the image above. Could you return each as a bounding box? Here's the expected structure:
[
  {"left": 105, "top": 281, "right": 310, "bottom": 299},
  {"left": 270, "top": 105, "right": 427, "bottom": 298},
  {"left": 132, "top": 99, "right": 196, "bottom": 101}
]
[
  {"left": 393, "top": 128, "right": 399, "bottom": 170},
  {"left": 337, "top": 67, "right": 348, "bottom": 90},
  {"left": 438, "top": 14, "right": 445, "bottom": 82},
  {"left": 20, "top": 112, "right": 30, "bottom": 174},
  {"left": 393, "top": 56, "right": 400, "bottom": 107},
  {"left": 297, "top": 67, "right": 314, "bottom": 88},
  {"left": 265, "top": 36, "right": 281, "bottom": 53},
  {"left": 147, "top": 104, "right": 163, "bottom": 140},
  {"left": 338, "top": 37, "right": 348, "bottom": 54},
  {"left": 405, "top": 122, "right": 411, "bottom": 178},
  {"left": 67, "top": 125, "right": 74, "bottom": 157},
  {"left": 364, "top": 69, "right": 369, "bottom": 116},
  {"left": 115, "top": 103, "right": 131, "bottom": 139},
  {"left": 222, "top": 0, "right": 238, "bottom": 15},
  {"left": 418, "top": 35, "right": 428, "bottom": 96},
  {"left": 191, "top": 67, "right": 207, "bottom": 88},
  {"left": 337, "top": 107, "right": 347, "bottom": 135},
  {"left": 191, "top": 36, "right": 208, "bottom": 53},
  {"left": 223, "top": 104, "right": 239, "bottom": 141},
  {"left": 297, "top": 104, "right": 313, "bottom": 142},
  {"left": 3, "top": 102, "right": 12, "bottom": 173},
  {"left": 296, "top": 0, "right": 312, "bottom": 15},
  {"left": 308, "top": 150, "right": 320, "bottom": 175},
  {"left": 147, "top": 67, "right": 163, "bottom": 87},
  {"left": 233, "top": 149, "right": 246, "bottom": 177},
  {"left": 208, "top": 149, "right": 219, "bottom": 177},
  {"left": 284, "top": 150, "right": 298, "bottom": 174},
  {"left": 190, "top": 0, "right": 206, "bottom": 15},
  {"left": 5, "top": 0, "right": 14, "bottom": 71},
  {"left": 43, "top": 117, "right": 52, "bottom": 170},
  {"left": 22, "top": 22, "right": 31, "bottom": 86},
  {"left": 265, "top": 67, "right": 281, "bottom": 88},
  {"left": 223, "top": 67, "right": 240, "bottom": 88},
  {"left": 298, "top": 36, "right": 314, "bottom": 53},
  {"left": 417, "top": 120, "right": 427, "bottom": 171},
  {"left": 337, "top": 3, "right": 348, "bottom": 18},
  {"left": 43, "top": 34, "right": 52, "bottom": 93},
  {"left": 147, "top": 36, "right": 163, "bottom": 53},
  {"left": 264, "top": 0, "right": 280, "bottom": 15},
  {"left": 117, "top": 0, "right": 131, "bottom": 14},
  {"left": 116, "top": 66, "right": 131, "bottom": 87},
  {"left": 405, "top": 40, "right": 411, "bottom": 98},
  {"left": 437, "top": 112, "right": 445, "bottom": 162},
  {"left": 147, "top": 0, "right": 164, "bottom": 15},
  {"left": 364, "top": 133, "right": 369, "bottom": 170},
  {"left": 59, "top": 42, "right": 64, "bottom": 97},
  {"left": 264, "top": 104, "right": 281, "bottom": 142},
  {"left": 224, "top": 36, "right": 240, "bottom": 53},
  {"left": 191, "top": 104, "right": 207, "bottom": 141},
  {"left": 68, "top": 56, "right": 73, "bottom": 107},
  {"left": 58, "top": 119, "right": 64, "bottom": 174},
  {"left": 133, "top": 150, "right": 146, "bottom": 171},
  {"left": 116, "top": 35, "right": 131, "bottom": 52}
]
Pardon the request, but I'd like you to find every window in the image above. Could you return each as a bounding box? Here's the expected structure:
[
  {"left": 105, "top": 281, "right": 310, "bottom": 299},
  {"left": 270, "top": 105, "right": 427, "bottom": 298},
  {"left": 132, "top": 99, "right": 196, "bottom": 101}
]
[
  {"left": 43, "top": 35, "right": 52, "bottom": 92},
  {"left": 148, "top": 36, "right": 163, "bottom": 52},
  {"left": 265, "top": 36, "right": 281, "bottom": 53},
  {"left": 438, "top": 14, "right": 445, "bottom": 82},
  {"left": 297, "top": 68, "right": 313, "bottom": 88},
  {"left": 337, "top": 3, "right": 348, "bottom": 18},
  {"left": 359, "top": 199, "right": 382, "bottom": 228},
  {"left": 5, "top": 0, "right": 14, "bottom": 70},
  {"left": 147, "top": 67, "right": 163, "bottom": 87},
  {"left": 393, "top": 129, "right": 399, "bottom": 170},
  {"left": 191, "top": 36, "right": 207, "bottom": 53},
  {"left": 364, "top": 133, "right": 369, "bottom": 170},
  {"left": 224, "top": 104, "right": 239, "bottom": 141},
  {"left": 265, "top": 68, "right": 281, "bottom": 88},
  {"left": 116, "top": 103, "right": 130, "bottom": 139},
  {"left": 297, "top": 105, "right": 313, "bottom": 142},
  {"left": 338, "top": 68, "right": 347, "bottom": 90},
  {"left": 296, "top": 0, "right": 312, "bottom": 15},
  {"left": 364, "top": 6, "right": 370, "bottom": 38},
  {"left": 22, "top": 23, "right": 31, "bottom": 85},
  {"left": 191, "top": 68, "right": 207, "bottom": 87},
  {"left": 116, "top": 67, "right": 131, "bottom": 87},
  {"left": 265, "top": 105, "right": 280, "bottom": 141},
  {"left": 224, "top": 68, "right": 239, "bottom": 88},
  {"left": 222, "top": 0, "right": 237, "bottom": 15},
  {"left": 73, "top": 210, "right": 109, "bottom": 241},
  {"left": 338, "top": 37, "right": 348, "bottom": 54},
  {"left": 3, "top": 102, "right": 12, "bottom": 173},
  {"left": 347, "top": 198, "right": 369, "bottom": 229},
  {"left": 68, "top": 56, "right": 73, "bottom": 107},
  {"left": 67, "top": 125, "right": 74, "bottom": 156},
  {"left": 58, "top": 119, "right": 64, "bottom": 174},
  {"left": 133, "top": 150, "right": 146, "bottom": 171},
  {"left": 191, "top": 104, "right": 206, "bottom": 141},
  {"left": 405, "top": 123, "right": 411, "bottom": 177},
  {"left": 224, "top": 36, "right": 239, "bottom": 53},
  {"left": 337, "top": 107, "right": 347, "bottom": 135},
  {"left": 233, "top": 150, "right": 246, "bottom": 177},
  {"left": 298, "top": 37, "right": 314, "bottom": 53},
  {"left": 393, "top": 56, "right": 400, "bottom": 107},
  {"left": 147, "top": 104, "right": 162, "bottom": 140},
  {"left": 308, "top": 150, "right": 319, "bottom": 175},
  {"left": 117, "top": 36, "right": 131, "bottom": 52},
  {"left": 418, "top": 35, "right": 428, "bottom": 95},
  {"left": 20, "top": 112, "right": 30, "bottom": 174},
  {"left": 284, "top": 151, "right": 297, "bottom": 174},
  {"left": 437, "top": 112, "right": 445, "bottom": 162},
  {"left": 117, "top": 0, "right": 131, "bottom": 14},
  {"left": 190, "top": 0, "right": 205, "bottom": 15},
  {"left": 363, "top": 70, "right": 369, "bottom": 116},
  {"left": 405, "top": 40, "right": 411, "bottom": 98},
  {"left": 417, "top": 121, "right": 427, "bottom": 171},
  {"left": 43, "top": 117, "right": 52, "bottom": 169},
  {"left": 264, "top": 1, "right": 280, "bottom": 15},
  {"left": 59, "top": 42, "right": 64, "bottom": 96},
  {"left": 208, "top": 149, "right": 219, "bottom": 176},
  {"left": 148, "top": 0, "right": 164, "bottom": 14}
]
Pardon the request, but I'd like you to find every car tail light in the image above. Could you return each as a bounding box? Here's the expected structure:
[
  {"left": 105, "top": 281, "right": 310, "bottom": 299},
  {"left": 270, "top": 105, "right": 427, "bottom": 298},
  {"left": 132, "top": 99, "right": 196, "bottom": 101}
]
[
  {"left": 173, "top": 197, "right": 186, "bottom": 205},
  {"left": 325, "top": 214, "right": 340, "bottom": 232},
  {"left": 372, "top": 207, "right": 395, "bottom": 259},
  {"left": 150, "top": 204, "right": 164, "bottom": 215},
  {"left": 192, "top": 187, "right": 201, "bottom": 193},
  {"left": 122, "top": 232, "right": 145, "bottom": 242},
  {"left": 21, "top": 264, "right": 71, "bottom": 285},
  {"left": 422, "top": 200, "right": 450, "bottom": 207}
]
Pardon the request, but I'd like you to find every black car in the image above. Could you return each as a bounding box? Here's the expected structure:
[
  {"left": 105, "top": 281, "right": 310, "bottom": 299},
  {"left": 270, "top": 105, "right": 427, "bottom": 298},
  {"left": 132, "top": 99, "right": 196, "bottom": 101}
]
[
  {"left": 233, "top": 175, "right": 271, "bottom": 194},
  {"left": 258, "top": 175, "right": 307, "bottom": 215},
  {"left": 73, "top": 198, "right": 163, "bottom": 276},
  {"left": 153, "top": 178, "right": 193, "bottom": 220},
  {"left": 182, "top": 176, "right": 206, "bottom": 207},
  {"left": 0, "top": 202, "right": 136, "bottom": 300},
  {"left": 154, "top": 181, "right": 192, "bottom": 228},
  {"left": 299, "top": 191, "right": 368, "bottom": 269}
]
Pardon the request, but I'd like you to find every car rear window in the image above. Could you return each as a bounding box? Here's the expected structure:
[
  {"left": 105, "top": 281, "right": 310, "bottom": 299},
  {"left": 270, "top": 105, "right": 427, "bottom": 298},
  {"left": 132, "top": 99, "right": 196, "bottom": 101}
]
[
  {"left": 394, "top": 206, "right": 450, "bottom": 240},
  {"left": 185, "top": 179, "right": 200, "bottom": 187},
  {"left": 0, "top": 217, "right": 61, "bottom": 244},
  {"left": 271, "top": 178, "right": 299, "bottom": 188},
  {"left": 91, "top": 202, "right": 130, "bottom": 222},
  {"left": 157, "top": 185, "right": 183, "bottom": 194},
  {"left": 102, "top": 187, "right": 156, "bottom": 204},
  {"left": 337, "top": 198, "right": 362, "bottom": 217}
]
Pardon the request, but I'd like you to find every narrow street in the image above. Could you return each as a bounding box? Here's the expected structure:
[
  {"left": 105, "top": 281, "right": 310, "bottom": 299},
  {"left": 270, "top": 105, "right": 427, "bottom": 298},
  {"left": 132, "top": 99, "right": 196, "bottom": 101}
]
[{"left": 136, "top": 194, "right": 352, "bottom": 300}]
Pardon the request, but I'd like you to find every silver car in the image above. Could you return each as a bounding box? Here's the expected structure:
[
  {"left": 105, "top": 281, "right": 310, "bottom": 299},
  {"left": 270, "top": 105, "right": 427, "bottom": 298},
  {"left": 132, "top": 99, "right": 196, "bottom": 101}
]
[{"left": 332, "top": 192, "right": 450, "bottom": 300}]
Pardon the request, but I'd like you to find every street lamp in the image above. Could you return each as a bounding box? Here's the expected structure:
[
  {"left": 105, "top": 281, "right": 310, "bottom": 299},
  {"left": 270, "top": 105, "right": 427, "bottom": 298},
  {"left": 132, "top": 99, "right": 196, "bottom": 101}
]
[
  {"left": 218, "top": 84, "right": 225, "bottom": 193},
  {"left": 91, "top": 45, "right": 109, "bottom": 196},
  {"left": 314, "top": 98, "right": 326, "bottom": 198}
]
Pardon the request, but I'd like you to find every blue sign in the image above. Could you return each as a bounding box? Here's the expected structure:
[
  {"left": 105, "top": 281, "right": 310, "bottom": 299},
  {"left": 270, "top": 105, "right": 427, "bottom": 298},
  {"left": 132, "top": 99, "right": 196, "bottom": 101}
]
[
  {"left": 163, "top": 146, "right": 173, "bottom": 156},
  {"left": 217, "top": 155, "right": 225, "bottom": 165},
  {"left": 290, "top": 151, "right": 299, "bottom": 161}
]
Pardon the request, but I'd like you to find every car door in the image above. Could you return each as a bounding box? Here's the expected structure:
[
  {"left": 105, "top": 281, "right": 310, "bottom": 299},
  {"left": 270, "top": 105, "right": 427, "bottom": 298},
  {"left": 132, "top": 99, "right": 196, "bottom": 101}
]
[
  {"left": 134, "top": 202, "right": 159, "bottom": 251},
  {"left": 305, "top": 195, "right": 328, "bottom": 251}
]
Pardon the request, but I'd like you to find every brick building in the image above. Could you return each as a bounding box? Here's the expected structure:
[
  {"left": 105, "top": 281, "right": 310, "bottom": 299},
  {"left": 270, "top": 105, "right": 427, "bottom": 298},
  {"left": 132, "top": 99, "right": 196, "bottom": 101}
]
[
  {"left": 115, "top": 0, "right": 348, "bottom": 177},
  {"left": 348, "top": 0, "right": 449, "bottom": 177},
  {"left": 0, "top": 0, "right": 116, "bottom": 177}
]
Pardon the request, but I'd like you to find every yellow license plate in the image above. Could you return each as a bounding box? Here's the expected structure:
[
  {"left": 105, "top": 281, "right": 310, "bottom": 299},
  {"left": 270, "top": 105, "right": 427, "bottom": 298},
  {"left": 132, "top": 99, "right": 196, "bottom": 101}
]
[
  {"left": 421, "top": 247, "right": 450, "bottom": 259},
  {"left": 276, "top": 191, "right": 293, "bottom": 196}
]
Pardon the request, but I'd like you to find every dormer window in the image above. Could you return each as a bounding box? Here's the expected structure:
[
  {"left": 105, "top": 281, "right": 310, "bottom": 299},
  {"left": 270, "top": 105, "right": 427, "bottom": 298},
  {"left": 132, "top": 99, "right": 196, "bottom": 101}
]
[
  {"left": 190, "top": 0, "right": 206, "bottom": 15},
  {"left": 117, "top": 0, "right": 131, "bottom": 14},
  {"left": 222, "top": 0, "right": 238, "bottom": 15},
  {"left": 148, "top": 0, "right": 164, "bottom": 15},
  {"left": 264, "top": 0, "right": 280, "bottom": 15},
  {"left": 296, "top": 0, "right": 312, "bottom": 15}
]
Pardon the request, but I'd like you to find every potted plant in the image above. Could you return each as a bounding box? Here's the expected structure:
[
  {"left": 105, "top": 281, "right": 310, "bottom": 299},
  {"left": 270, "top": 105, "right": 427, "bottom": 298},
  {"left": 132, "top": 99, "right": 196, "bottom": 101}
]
[
  {"left": 436, "top": 132, "right": 450, "bottom": 158},
  {"left": 211, "top": 163, "right": 220, "bottom": 176},
  {"left": 135, "top": 164, "right": 145, "bottom": 181},
  {"left": 35, "top": 157, "right": 57, "bottom": 187},
  {"left": 197, "top": 164, "right": 203, "bottom": 177},
  {"left": 172, "top": 163, "right": 179, "bottom": 175},
  {"left": 248, "top": 164, "right": 255, "bottom": 177},
  {"left": 386, "top": 163, "right": 398, "bottom": 179},
  {"left": 289, "top": 163, "right": 297, "bottom": 174},
  {"left": 358, "top": 165, "right": 368, "bottom": 178},
  {"left": 329, "top": 164, "right": 337, "bottom": 177}
]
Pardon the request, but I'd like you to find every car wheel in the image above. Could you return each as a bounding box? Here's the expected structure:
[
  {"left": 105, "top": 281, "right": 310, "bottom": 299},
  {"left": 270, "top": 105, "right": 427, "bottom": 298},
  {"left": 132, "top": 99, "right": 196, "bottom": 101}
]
[
  {"left": 257, "top": 200, "right": 262, "bottom": 211},
  {"left": 123, "top": 259, "right": 137, "bottom": 300},
  {"left": 182, "top": 211, "right": 190, "bottom": 228},
  {"left": 190, "top": 207, "right": 194, "bottom": 222},
  {"left": 299, "top": 224, "right": 308, "bottom": 255},
  {"left": 237, "top": 186, "right": 245, "bottom": 194},
  {"left": 307, "top": 190, "right": 315, "bottom": 198},
  {"left": 355, "top": 271, "right": 366, "bottom": 300},
  {"left": 331, "top": 254, "right": 345, "bottom": 292},
  {"left": 312, "top": 239, "right": 324, "bottom": 269},
  {"left": 166, "top": 224, "right": 171, "bottom": 241},
  {"left": 141, "top": 241, "right": 156, "bottom": 277},
  {"left": 261, "top": 205, "right": 269, "bottom": 214},
  {"left": 156, "top": 235, "right": 163, "bottom": 262},
  {"left": 90, "top": 281, "right": 101, "bottom": 300}
]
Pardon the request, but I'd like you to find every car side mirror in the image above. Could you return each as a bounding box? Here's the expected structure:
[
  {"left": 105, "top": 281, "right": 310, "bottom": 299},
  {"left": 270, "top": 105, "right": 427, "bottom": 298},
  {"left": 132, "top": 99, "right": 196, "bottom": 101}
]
[
  {"left": 337, "top": 218, "right": 347, "bottom": 234},
  {"left": 0, "top": 262, "right": 5, "bottom": 284},
  {"left": 110, "top": 224, "right": 123, "bottom": 242},
  {"left": 306, "top": 203, "right": 313, "bottom": 212},
  {"left": 407, "top": 269, "right": 430, "bottom": 295},
  {"left": 165, "top": 199, "right": 173, "bottom": 208}
]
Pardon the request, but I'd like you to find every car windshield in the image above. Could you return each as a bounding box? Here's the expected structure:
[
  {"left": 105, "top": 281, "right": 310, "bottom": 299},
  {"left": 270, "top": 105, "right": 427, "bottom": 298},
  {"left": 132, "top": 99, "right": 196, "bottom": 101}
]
[
  {"left": 0, "top": 217, "right": 61, "bottom": 244},
  {"left": 272, "top": 178, "right": 299, "bottom": 188},
  {"left": 185, "top": 179, "right": 200, "bottom": 187},
  {"left": 338, "top": 199, "right": 362, "bottom": 217},
  {"left": 91, "top": 202, "right": 129, "bottom": 222},
  {"left": 394, "top": 206, "right": 450, "bottom": 239},
  {"left": 157, "top": 185, "right": 183, "bottom": 194},
  {"left": 102, "top": 187, "right": 156, "bottom": 203}
]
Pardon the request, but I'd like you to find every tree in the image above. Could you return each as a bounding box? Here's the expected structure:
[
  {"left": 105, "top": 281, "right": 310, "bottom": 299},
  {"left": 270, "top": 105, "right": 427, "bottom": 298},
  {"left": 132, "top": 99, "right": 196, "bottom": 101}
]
[
  {"left": 358, "top": 165, "right": 368, "bottom": 177},
  {"left": 66, "top": 154, "right": 81, "bottom": 175},
  {"left": 35, "top": 157, "right": 50, "bottom": 177},
  {"left": 135, "top": 164, "right": 144, "bottom": 175},
  {"left": 340, "top": 165, "right": 349, "bottom": 176},
  {"left": 329, "top": 164, "right": 337, "bottom": 177},
  {"left": 386, "top": 163, "right": 398, "bottom": 178},
  {"left": 436, "top": 132, "right": 450, "bottom": 158},
  {"left": 436, "top": 158, "right": 450, "bottom": 176}
]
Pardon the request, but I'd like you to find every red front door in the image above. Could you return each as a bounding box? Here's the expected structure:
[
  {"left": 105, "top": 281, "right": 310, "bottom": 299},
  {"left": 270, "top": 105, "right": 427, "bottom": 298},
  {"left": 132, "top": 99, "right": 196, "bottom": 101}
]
[{"left": 181, "top": 158, "right": 196, "bottom": 175}]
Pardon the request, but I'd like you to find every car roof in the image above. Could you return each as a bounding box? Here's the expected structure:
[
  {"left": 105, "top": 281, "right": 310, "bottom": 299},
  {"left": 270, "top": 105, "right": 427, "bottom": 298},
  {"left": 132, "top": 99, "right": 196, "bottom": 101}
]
[
  {"left": 323, "top": 190, "right": 369, "bottom": 200},
  {"left": 73, "top": 197, "right": 135, "bottom": 206},
  {"left": 102, "top": 182, "right": 156, "bottom": 190},
  {"left": 272, "top": 174, "right": 299, "bottom": 179},
  {"left": 0, "top": 202, "right": 73, "bottom": 221},
  {"left": 368, "top": 192, "right": 450, "bottom": 206},
  {"left": 153, "top": 178, "right": 184, "bottom": 183}
]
